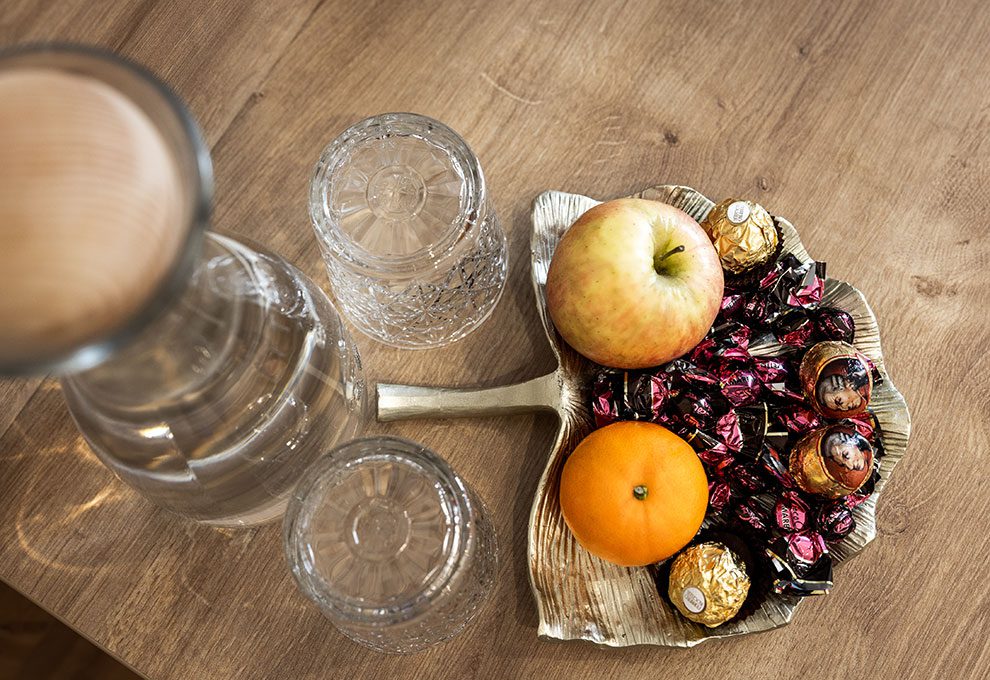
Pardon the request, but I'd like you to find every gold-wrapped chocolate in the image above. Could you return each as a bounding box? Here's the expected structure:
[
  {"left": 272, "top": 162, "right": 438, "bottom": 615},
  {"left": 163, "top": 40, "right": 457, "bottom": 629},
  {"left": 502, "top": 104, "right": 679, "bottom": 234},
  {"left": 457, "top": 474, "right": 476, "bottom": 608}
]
[
  {"left": 789, "top": 422, "right": 874, "bottom": 498},
  {"left": 701, "top": 198, "right": 779, "bottom": 274},
  {"left": 668, "top": 541, "right": 750, "bottom": 628},
  {"left": 799, "top": 341, "right": 873, "bottom": 418}
]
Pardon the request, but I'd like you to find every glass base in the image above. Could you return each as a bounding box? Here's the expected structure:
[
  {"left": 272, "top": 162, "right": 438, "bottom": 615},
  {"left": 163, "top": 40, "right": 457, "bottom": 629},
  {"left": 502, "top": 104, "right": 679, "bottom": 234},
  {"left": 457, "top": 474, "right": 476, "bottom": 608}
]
[
  {"left": 284, "top": 437, "right": 498, "bottom": 654},
  {"left": 337, "top": 135, "right": 464, "bottom": 258},
  {"left": 328, "top": 212, "right": 508, "bottom": 348},
  {"left": 312, "top": 113, "right": 508, "bottom": 349}
]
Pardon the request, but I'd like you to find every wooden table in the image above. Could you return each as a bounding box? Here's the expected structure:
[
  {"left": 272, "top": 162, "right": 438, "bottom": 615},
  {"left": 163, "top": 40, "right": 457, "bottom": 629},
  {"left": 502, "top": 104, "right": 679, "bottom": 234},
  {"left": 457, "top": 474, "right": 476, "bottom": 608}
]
[{"left": 1, "top": 1, "right": 987, "bottom": 678}]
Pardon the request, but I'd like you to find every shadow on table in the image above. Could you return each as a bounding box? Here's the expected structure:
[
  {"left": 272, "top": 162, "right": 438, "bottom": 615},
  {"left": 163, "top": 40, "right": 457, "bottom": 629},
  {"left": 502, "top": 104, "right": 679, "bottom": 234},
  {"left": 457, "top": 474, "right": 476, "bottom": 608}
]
[{"left": 0, "top": 381, "right": 144, "bottom": 576}]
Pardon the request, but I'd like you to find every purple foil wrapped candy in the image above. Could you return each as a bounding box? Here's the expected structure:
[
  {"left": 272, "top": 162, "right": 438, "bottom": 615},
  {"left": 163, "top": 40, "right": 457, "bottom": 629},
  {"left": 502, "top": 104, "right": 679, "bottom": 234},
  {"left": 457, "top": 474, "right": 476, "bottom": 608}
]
[
  {"left": 767, "top": 255, "right": 825, "bottom": 311},
  {"left": 761, "top": 444, "right": 797, "bottom": 488},
  {"left": 774, "top": 491, "right": 810, "bottom": 533},
  {"left": 627, "top": 372, "right": 669, "bottom": 421},
  {"left": 668, "top": 359, "right": 718, "bottom": 387},
  {"left": 698, "top": 447, "right": 735, "bottom": 474},
  {"left": 843, "top": 411, "right": 880, "bottom": 440},
  {"left": 716, "top": 411, "right": 744, "bottom": 452},
  {"left": 814, "top": 307, "right": 855, "bottom": 343},
  {"left": 754, "top": 356, "right": 804, "bottom": 400},
  {"left": 723, "top": 322, "right": 752, "bottom": 350},
  {"left": 785, "top": 530, "right": 829, "bottom": 569},
  {"left": 786, "top": 268, "right": 825, "bottom": 309},
  {"left": 590, "top": 369, "right": 673, "bottom": 425},
  {"left": 744, "top": 294, "right": 777, "bottom": 326},
  {"left": 735, "top": 498, "right": 771, "bottom": 533},
  {"left": 690, "top": 337, "right": 718, "bottom": 364},
  {"left": 719, "top": 293, "right": 746, "bottom": 319},
  {"left": 730, "top": 465, "right": 765, "bottom": 493},
  {"left": 591, "top": 372, "right": 619, "bottom": 427},
  {"left": 766, "top": 537, "right": 833, "bottom": 597},
  {"left": 843, "top": 490, "right": 872, "bottom": 510},
  {"left": 777, "top": 319, "right": 814, "bottom": 347},
  {"left": 758, "top": 265, "right": 781, "bottom": 289},
  {"left": 672, "top": 391, "right": 717, "bottom": 429},
  {"left": 683, "top": 428, "right": 721, "bottom": 451},
  {"left": 753, "top": 356, "right": 789, "bottom": 384},
  {"left": 774, "top": 405, "right": 823, "bottom": 435},
  {"left": 816, "top": 501, "right": 856, "bottom": 540},
  {"left": 709, "top": 481, "right": 733, "bottom": 512},
  {"left": 720, "top": 369, "right": 762, "bottom": 406}
]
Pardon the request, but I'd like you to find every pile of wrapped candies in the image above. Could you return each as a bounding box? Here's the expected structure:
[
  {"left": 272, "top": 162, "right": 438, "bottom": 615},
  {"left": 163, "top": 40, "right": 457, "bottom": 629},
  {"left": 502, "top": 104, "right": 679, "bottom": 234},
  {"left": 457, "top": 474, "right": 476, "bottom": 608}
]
[{"left": 590, "top": 198, "right": 885, "bottom": 627}]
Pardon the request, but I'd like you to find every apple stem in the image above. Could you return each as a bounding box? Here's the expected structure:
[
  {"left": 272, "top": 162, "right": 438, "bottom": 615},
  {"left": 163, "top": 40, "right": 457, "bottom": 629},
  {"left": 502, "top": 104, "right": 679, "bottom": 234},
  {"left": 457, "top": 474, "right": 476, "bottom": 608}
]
[
  {"left": 659, "top": 245, "right": 685, "bottom": 262},
  {"left": 633, "top": 485, "right": 648, "bottom": 501}
]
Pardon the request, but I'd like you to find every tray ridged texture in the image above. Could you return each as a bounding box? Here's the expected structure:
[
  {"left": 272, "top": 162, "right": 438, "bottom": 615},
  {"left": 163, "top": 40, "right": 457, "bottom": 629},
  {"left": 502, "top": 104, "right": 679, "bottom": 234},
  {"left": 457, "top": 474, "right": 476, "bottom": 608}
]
[{"left": 527, "top": 185, "right": 911, "bottom": 647}]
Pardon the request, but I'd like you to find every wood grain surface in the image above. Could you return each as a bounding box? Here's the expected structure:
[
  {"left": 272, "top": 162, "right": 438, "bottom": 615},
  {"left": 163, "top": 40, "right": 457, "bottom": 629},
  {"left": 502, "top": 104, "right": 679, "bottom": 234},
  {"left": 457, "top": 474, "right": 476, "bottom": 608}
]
[
  {"left": 0, "top": 581, "right": 140, "bottom": 679},
  {"left": 0, "top": 1, "right": 987, "bottom": 679}
]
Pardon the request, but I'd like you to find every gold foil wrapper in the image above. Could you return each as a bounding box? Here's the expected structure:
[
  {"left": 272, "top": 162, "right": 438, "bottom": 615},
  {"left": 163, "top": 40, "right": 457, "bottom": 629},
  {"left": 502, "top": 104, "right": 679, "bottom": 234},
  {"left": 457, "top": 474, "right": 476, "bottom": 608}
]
[
  {"left": 668, "top": 542, "right": 750, "bottom": 628},
  {"left": 701, "top": 198, "right": 779, "bottom": 274},
  {"left": 789, "top": 424, "right": 873, "bottom": 498},
  {"left": 799, "top": 341, "right": 873, "bottom": 418}
]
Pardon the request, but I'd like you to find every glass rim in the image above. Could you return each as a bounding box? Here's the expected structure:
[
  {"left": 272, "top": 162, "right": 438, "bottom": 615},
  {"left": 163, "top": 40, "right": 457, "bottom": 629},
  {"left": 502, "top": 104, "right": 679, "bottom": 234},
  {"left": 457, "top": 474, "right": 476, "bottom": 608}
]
[
  {"left": 283, "top": 435, "right": 477, "bottom": 625},
  {"left": 0, "top": 43, "right": 212, "bottom": 377},
  {"left": 309, "top": 112, "right": 487, "bottom": 276}
]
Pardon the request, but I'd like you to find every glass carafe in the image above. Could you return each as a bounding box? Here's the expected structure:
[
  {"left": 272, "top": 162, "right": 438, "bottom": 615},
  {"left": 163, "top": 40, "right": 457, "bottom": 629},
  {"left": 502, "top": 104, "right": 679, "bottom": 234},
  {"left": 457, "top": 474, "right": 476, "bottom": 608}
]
[
  {"left": 0, "top": 45, "right": 366, "bottom": 527},
  {"left": 61, "top": 232, "right": 365, "bottom": 526}
]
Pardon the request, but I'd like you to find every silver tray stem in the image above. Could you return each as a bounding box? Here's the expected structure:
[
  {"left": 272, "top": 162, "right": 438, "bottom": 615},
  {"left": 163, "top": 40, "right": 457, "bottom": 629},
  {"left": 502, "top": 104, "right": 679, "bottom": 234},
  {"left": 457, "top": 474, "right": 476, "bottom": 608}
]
[{"left": 377, "top": 371, "right": 561, "bottom": 422}]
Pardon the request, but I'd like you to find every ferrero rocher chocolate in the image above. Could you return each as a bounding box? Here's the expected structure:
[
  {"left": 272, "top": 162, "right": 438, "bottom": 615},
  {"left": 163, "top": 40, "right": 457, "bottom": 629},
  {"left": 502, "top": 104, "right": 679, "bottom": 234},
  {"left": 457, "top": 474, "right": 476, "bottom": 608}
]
[
  {"left": 701, "top": 198, "right": 779, "bottom": 274},
  {"left": 799, "top": 341, "right": 873, "bottom": 418},
  {"left": 668, "top": 541, "right": 750, "bottom": 628},
  {"left": 789, "top": 422, "right": 874, "bottom": 498}
]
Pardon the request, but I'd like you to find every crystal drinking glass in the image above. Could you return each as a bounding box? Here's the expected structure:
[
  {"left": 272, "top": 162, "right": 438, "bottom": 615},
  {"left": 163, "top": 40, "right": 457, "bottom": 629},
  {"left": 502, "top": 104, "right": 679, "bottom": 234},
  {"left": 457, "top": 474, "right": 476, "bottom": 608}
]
[
  {"left": 283, "top": 436, "right": 498, "bottom": 653},
  {"left": 310, "top": 113, "right": 508, "bottom": 348},
  {"left": 0, "top": 45, "right": 366, "bottom": 526}
]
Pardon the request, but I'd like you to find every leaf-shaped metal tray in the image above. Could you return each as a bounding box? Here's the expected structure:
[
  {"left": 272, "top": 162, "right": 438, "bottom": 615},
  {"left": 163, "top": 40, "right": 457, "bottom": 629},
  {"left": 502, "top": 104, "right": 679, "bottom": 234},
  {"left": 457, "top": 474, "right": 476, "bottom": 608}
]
[{"left": 376, "top": 185, "right": 911, "bottom": 647}]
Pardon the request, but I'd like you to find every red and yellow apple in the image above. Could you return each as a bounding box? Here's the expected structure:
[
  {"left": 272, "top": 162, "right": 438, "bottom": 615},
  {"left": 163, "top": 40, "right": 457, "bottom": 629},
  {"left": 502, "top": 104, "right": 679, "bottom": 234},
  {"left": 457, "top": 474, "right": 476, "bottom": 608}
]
[{"left": 546, "top": 198, "right": 723, "bottom": 369}]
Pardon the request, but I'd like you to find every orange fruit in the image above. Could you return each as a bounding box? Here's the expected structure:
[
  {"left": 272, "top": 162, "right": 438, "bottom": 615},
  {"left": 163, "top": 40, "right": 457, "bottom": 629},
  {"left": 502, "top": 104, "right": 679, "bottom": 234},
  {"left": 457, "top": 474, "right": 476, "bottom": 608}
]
[{"left": 559, "top": 421, "right": 708, "bottom": 567}]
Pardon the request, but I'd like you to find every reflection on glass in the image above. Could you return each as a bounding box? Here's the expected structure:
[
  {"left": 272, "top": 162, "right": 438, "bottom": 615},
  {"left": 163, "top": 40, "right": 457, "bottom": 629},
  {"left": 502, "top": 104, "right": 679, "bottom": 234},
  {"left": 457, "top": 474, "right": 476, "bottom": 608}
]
[
  {"left": 311, "top": 113, "right": 508, "bottom": 348},
  {"left": 284, "top": 436, "right": 497, "bottom": 653}
]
